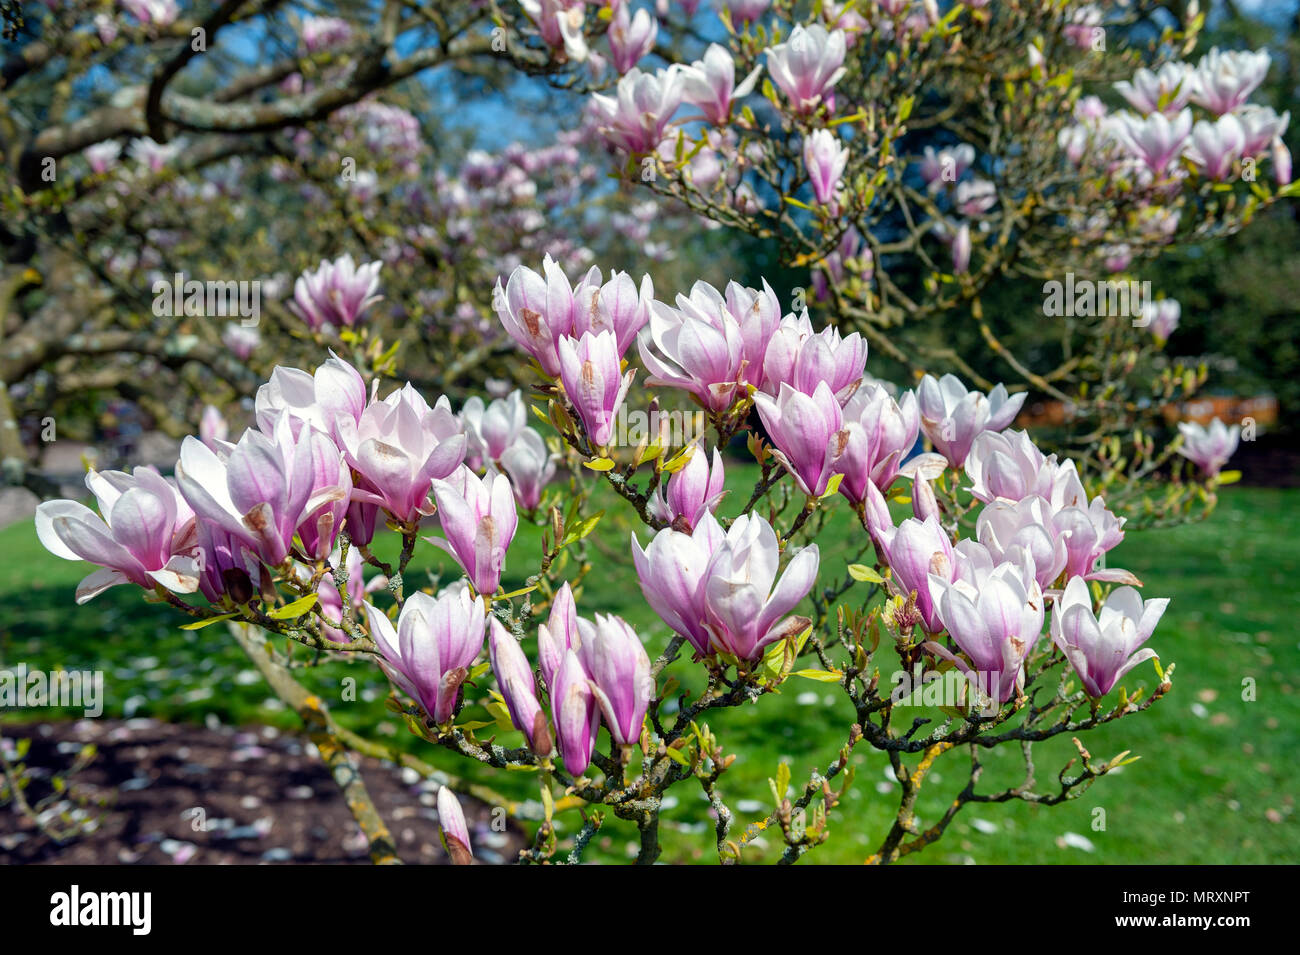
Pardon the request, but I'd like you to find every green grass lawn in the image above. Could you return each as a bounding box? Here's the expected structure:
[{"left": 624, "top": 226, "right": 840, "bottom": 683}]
[{"left": 2, "top": 476, "right": 1297, "bottom": 864}]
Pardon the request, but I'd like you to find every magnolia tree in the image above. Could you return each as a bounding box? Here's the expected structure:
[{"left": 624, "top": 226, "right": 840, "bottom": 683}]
[{"left": 7, "top": 1, "right": 1279, "bottom": 864}]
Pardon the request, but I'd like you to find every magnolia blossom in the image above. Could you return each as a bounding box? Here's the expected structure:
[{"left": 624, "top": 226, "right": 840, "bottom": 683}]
[
  {"left": 1138, "top": 298, "right": 1180, "bottom": 342},
  {"left": 765, "top": 24, "right": 847, "bottom": 115},
  {"left": 175, "top": 417, "right": 347, "bottom": 567},
  {"left": 365, "top": 588, "right": 487, "bottom": 724},
  {"left": 607, "top": 3, "right": 657, "bottom": 74},
  {"left": 1114, "top": 63, "right": 1194, "bottom": 116},
  {"left": 760, "top": 309, "right": 866, "bottom": 403},
  {"left": 119, "top": 0, "right": 177, "bottom": 28},
  {"left": 538, "top": 581, "right": 580, "bottom": 689},
  {"left": 577, "top": 614, "right": 652, "bottom": 745},
  {"left": 84, "top": 141, "right": 123, "bottom": 174},
  {"left": 920, "top": 144, "right": 975, "bottom": 192},
  {"left": 36, "top": 467, "right": 199, "bottom": 603},
  {"left": 754, "top": 381, "right": 848, "bottom": 497},
  {"left": 1185, "top": 114, "right": 1246, "bottom": 181},
  {"left": 335, "top": 383, "right": 466, "bottom": 523},
  {"left": 488, "top": 617, "right": 550, "bottom": 753},
  {"left": 498, "top": 429, "right": 559, "bottom": 511},
  {"left": 1235, "top": 105, "right": 1290, "bottom": 158},
  {"left": 648, "top": 441, "right": 726, "bottom": 530},
  {"left": 803, "top": 129, "right": 849, "bottom": 205},
  {"left": 681, "top": 43, "right": 761, "bottom": 125},
  {"left": 701, "top": 514, "right": 819, "bottom": 660},
  {"left": 255, "top": 353, "right": 367, "bottom": 444},
  {"left": 436, "top": 787, "right": 473, "bottom": 864},
  {"left": 199, "top": 405, "right": 229, "bottom": 449},
  {"left": 964, "top": 429, "right": 1086, "bottom": 510},
  {"left": 287, "top": 254, "right": 383, "bottom": 331},
  {"left": 1191, "top": 48, "right": 1270, "bottom": 116},
  {"left": 461, "top": 391, "right": 527, "bottom": 470},
  {"left": 926, "top": 545, "right": 1044, "bottom": 705},
  {"left": 873, "top": 514, "right": 954, "bottom": 633},
  {"left": 1177, "top": 418, "right": 1240, "bottom": 478},
  {"left": 494, "top": 255, "right": 583, "bottom": 376},
  {"left": 631, "top": 511, "right": 727, "bottom": 656},
  {"left": 1052, "top": 577, "right": 1167, "bottom": 698},
  {"left": 1116, "top": 109, "right": 1192, "bottom": 175},
  {"left": 950, "top": 221, "right": 972, "bottom": 274},
  {"left": 725, "top": 0, "right": 770, "bottom": 23},
  {"left": 571, "top": 269, "right": 654, "bottom": 357},
  {"left": 638, "top": 278, "right": 780, "bottom": 411},
  {"left": 300, "top": 15, "right": 352, "bottom": 53},
  {"left": 520, "top": 0, "right": 589, "bottom": 61},
  {"left": 590, "top": 65, "right": 685, "bottom": 153},
  {"left": 557, "top": 329, "right": 636, "bottom": 448},
  {"left": 976, "top": 497, "right": 1068, "bottom": 590},
  {"left": 837, "top": 382, "right": 920, "bottom": 503},
  {"left": 917, "top": 374, "right": 1027, "bottom": 469},
  {"left": 429, "top": 469, "right": 519, "bottom": 596},
  {"left": 1053, "top": 497, "right": 1127, "bottom": 582},
  {"left": 221, "top": 323, "right": 260, "bottom": 361},
  {"left": 552, "top": 649, "right": 600, "bottom": 774}
]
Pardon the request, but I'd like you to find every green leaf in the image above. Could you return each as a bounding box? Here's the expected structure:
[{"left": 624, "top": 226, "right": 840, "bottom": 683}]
[
  {"left": 267, "top": 594, "right": 319, "bottom": 620},
  {"left": 847, "top": 564, "right": 883, "bottom": 584},
  {"left": 583, "top": 457, "right": 615, "bottom": 471},
  {"left": 1216, "top": 470, "right": 1242, "bottom": 486},
  {"left": 180, "top": 613, "right": 239, "bottom": 630},
  {"left": 793, "top": 668, "right": 843, "bottom": 683}
]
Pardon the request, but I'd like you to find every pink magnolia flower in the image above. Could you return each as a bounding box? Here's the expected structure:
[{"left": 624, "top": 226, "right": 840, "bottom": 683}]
[
  {"left": 494, "top": 255, "right": 587, "bottom": 376},
  {"left": 520, "top": 0, "right": 589, "bottom": 61},
  {"left": 920, "top": 144, "right": 975, "bottom": 192},
  {"left": 681, "top": 43, "right": 761, "bottom": 126},
  {"left": 488, "top": 617, "right": 550, "bottom": 753},
  {"left": 571, "top": 269, "right": 654, "bottom": 357},
  {"left": 1114, "top": 63, "right": 1194, "bottom": 116},
  {"left": 648, "top": 441, "right": 726, "bottom": 530},
  {"left": 1116, "top": 109, "right": 1192, "bottom": 175},
  {"left": 1052, "top": 576, "right": 1167, "bottom": 698},
  {"left": 917, "top": 374, "right": 1027, "bottom": 468},
  {"left": 36, "top": 466, "right": 199, "bottom": 603},
  {"left": 638, "top": 278, "right": 780, "bottom": 411},
  {"left": 1234, "top": 105, "right": 1289, "bottom": 158},
  {"left": 1176, "top": 418, "right": 1240, "bottom": 478},
  {"left": 590, "top": 65, "right": 686, "bottom": 153},
  {"left": 176, "top": 417, "right": 347, "bottom": 567},
  {"left": 702, "top": 514, "right": 820, "bottom": 660},
  {"left": 760, "top": 309, "right": 866, "bottom": 403},
  {"left": 497, "top": 429, "right": 558, "bottom": 511},
  {"left": 551, "top": 649, "right": 600, "bottom": 774},
  {"left": 1137, "top": 298, "right": 1180, "bottom": 342},
  {"left": 334, "top": 383, "right": 466, "bottom": 524},
  {"left": 804, "top": 129, "right": 849, "bottom": 205},
  {"left": 436, "top": 787, "right": 473, "bottom": 864},
  {"left": 725, "top": 0, "right": 770, "bottom": 24},
  {"left": 84, "top": 141, "right": 122, "bottom": 174},
  {"left": 1273, "top": 136, "right": 1292, "bottom": 185},
  {"left": 300, "top": 15, "right": 352, "bottom": 53},
  {"left": 975, "top": 496, "right": 1069, "bottom": 590},
  {"left": 429, "top": 469, "right": 519, "bottom": 596},
  {"left": 366, "top": 587, "right": 486, "bottom": 723},
  {"left": 874, "top": 514, "right": 954, "bottom": 634},
  {"left": 577, "top": 613, "right": 652, "bottom": 745},
  {"left": 1185, "top": 114, "right": 1246, "bottom": 181},
  {"left": 754, "top": 381, "right": 848, "bottom": 497},
  {"left": 557, "top": 329, "right": 636, "bottom": 448},
  {"left": 837, "top": 381, "right": 920, "bottom": 502},
  {"left": 1053, "top": 497, "right": 1127, "bottom": 582},
  {"left": 1190, "top": 48, "right": 1270, "bottom": 116},
  {"left": 538, "top": 581, "right": 581, "bottom": 689},
  {"left": 964, "top": 429, "right": 1086, "bottom": 509},
  {"left": 950, "top": 221, "right": 972, "bottom": 274},
  {"left": 255, "top": 352, "right": 368, "bottom": 440},
  {"left": 765, "top": 24, "right": 846, "bottom": 115},
  {"left": 608, "top": 3, "right": 658, "bottom": 74},
  {"left": 631, "top": 511, "right": 727, "bottom": 656},
  {"left": 926, "top": 544, "right": 1044, "bottom": 705},
  {"left": 460, "top": 391, "right": 527, "bottom": 470},
  {"left": 221, "top": 323, "right": 260, "bottom": 360},
  {"left": 119, "top": 0, "right": 177, "bottom": 28},
  {"left": 199, "top": 405, "right": 228, "bottom": 450},
  {"left": 287, "top": 254, "right": 383, "bottom": 331}
]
